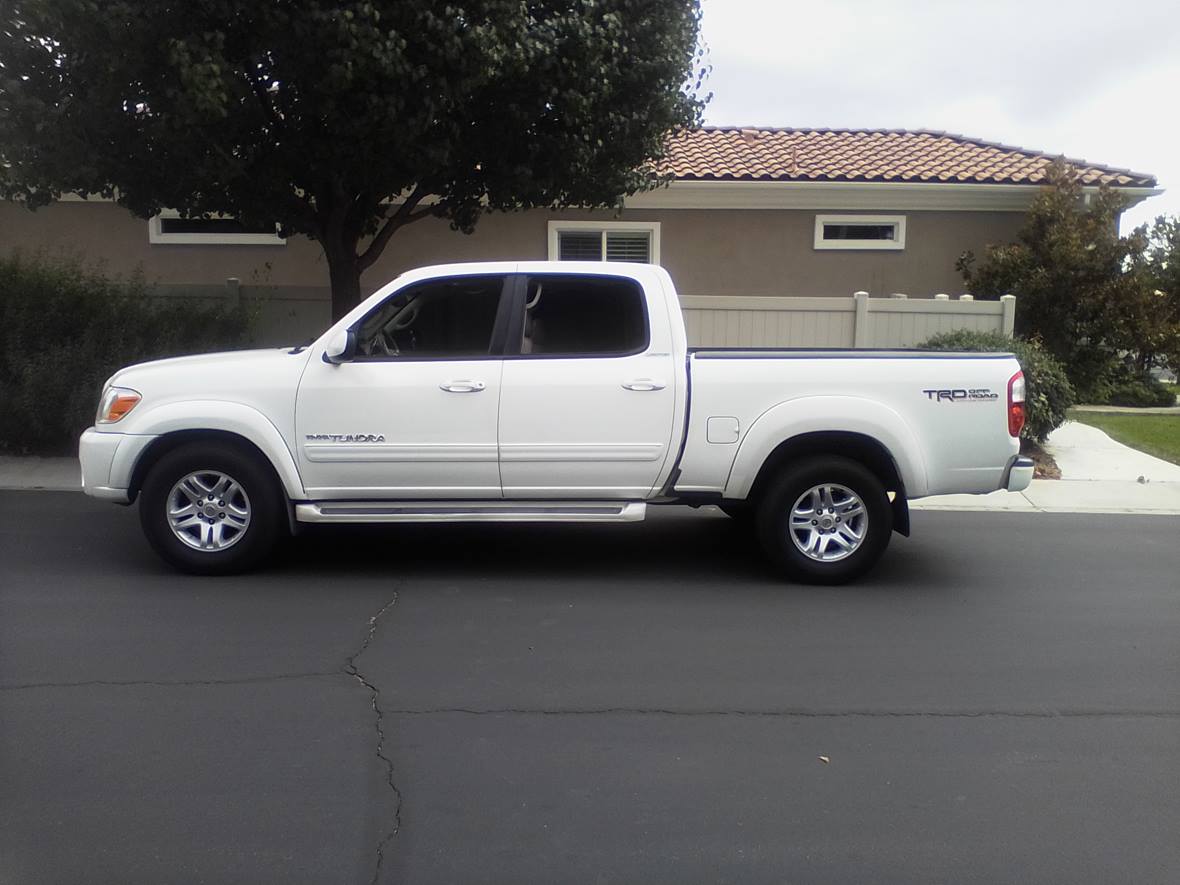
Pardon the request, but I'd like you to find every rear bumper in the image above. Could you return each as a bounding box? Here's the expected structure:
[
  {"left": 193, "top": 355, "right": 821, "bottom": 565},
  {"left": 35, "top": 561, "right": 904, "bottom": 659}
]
[
  {"left": 1002, "top": 455, "right": 1034, "bottom": 493},
  {"left": 79, "top": 428, "right": 157, "bottom": 504}
]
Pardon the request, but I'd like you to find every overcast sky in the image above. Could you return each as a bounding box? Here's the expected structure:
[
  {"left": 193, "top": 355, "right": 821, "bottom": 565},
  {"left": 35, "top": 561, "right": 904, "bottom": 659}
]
[{"left": 697, "top": 0, "right": 1180, "bottom": 232}]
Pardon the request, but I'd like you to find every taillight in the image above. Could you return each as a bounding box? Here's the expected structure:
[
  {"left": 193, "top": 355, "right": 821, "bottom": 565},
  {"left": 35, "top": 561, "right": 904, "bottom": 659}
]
[{"left": 1007, "top": 370, "right": 1025, "bottom": 438}]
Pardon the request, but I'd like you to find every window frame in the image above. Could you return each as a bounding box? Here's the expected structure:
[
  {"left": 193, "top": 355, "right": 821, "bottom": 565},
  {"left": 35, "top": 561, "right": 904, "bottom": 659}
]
[
  {"left": 547, "top": 220, "right": 661, "bottom": 265},
  {"left": 148, "top": 209, "right": 286, "bottom": 246},
  {"left": 347, "top": 274, "right": 516, "bottom": 362},
  {"left": 502, "top": 272, "right": 651, "bottom": 360},
  {"left": 813, "top": 214, "right": 906, "bottom": 251}
]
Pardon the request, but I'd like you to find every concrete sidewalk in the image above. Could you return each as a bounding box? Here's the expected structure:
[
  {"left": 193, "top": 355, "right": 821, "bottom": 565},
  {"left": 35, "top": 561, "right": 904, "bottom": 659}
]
[
  {"left": 4, "top": 421, "right": 1180, "bottom": 514},
  {"left": 913, "top": 421, "right": 1180, "bottom": 514},
  {"left": 0, "top": 456, "right": 81, "bottom": 492},
  {"left": 1071, "top": 403, "right": 1179, "bottom": 415}
]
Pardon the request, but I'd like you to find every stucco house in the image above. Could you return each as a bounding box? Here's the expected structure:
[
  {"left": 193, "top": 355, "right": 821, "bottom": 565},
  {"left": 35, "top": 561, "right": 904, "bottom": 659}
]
[{"left": 0, "top": 127, "right": 1160, "bottom": 343}]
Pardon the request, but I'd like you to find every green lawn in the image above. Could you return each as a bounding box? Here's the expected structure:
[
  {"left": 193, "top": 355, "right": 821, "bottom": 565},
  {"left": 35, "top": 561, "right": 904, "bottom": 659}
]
[{"left": 1070, "top": 412, "right": 1180, "bottom": 465}]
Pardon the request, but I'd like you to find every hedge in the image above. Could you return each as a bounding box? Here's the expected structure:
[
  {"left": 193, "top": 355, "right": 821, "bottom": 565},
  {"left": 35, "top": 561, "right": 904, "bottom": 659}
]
[
  {"left": 1101, "top": 375, "right": 1177, "bottom": 408},
  {"left": 916, "top": 329, "right": 1075, "bottom": 444},
  {"left": 0, "top": 251, "right": 254, "bottom": 455}
]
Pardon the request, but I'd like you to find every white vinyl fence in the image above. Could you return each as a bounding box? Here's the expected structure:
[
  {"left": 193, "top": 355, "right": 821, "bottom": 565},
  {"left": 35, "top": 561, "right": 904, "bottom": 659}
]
[
  {"left": 680, "top": 291, "right": 1016, "bottom": 349},
  {"left": 153, "top": 280, "right": 1015, "bottom": 350}
]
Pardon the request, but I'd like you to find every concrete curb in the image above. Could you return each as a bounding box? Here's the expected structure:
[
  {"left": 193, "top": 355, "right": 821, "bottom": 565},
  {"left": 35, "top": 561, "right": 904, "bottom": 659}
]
[
  {"left": 911, "top": 485, "right": 1180, "bottom": 516},
  {"left": 4, "top": 456, "right": 1180, "bottom": 517}
]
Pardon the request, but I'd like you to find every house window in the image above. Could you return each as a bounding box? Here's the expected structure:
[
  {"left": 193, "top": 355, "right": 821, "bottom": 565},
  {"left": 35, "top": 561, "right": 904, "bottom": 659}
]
[
  {"left": 148, "top": 210, "right": 285, "bottom": 245},
  {"left": 547, "top": 221, "right": 660, "bottom": 264},
  {"left": 813, "top": 214, "right": 905, "bottom": 251}
]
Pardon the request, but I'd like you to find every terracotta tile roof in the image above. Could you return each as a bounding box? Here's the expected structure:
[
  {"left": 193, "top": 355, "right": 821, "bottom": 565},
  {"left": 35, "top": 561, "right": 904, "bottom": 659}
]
[{"left": 660, "top": 128, "right": 1156, "bottom": 188}]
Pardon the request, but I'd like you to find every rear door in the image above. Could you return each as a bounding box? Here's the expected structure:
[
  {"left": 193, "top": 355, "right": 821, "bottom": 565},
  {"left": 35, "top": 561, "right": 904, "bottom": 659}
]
[{"left": 497, "top": 272, "right": 678, "bottom": 499}]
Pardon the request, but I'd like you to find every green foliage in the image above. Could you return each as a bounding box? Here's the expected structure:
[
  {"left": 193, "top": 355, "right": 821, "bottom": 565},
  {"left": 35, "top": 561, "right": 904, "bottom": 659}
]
[
  {"left": 0, "top": 252, "right": 253, "bottom": 455},
  {"left": 1130, "top": 216, "right": 1180, "bottom": 375},
  {"left": 0, "top": 1, "right": 706, "bottom": 316},
  {"left": 956, "top": 164, "right": 1144, "bottom": 399},
  {"left": 957, "top": 167, "right": 1180, "bottom": 401},
  {"left": 917, "top": 329, "right": 1075, "bottom": 444},
  {"left": 1103, "top": 376, "right": 1177, "bottom": 408}
]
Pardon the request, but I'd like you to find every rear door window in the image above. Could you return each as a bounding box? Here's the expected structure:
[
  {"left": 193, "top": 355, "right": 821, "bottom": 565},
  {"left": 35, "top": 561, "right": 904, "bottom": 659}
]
[{"left": 517, "top": 275, "right": 648, "bottom": 357}]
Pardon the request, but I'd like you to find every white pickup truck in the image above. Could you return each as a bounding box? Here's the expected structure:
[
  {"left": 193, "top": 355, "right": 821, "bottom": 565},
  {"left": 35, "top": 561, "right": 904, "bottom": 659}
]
[{"left": 80, "top": 261, "right": 1032, "bottom": 583}]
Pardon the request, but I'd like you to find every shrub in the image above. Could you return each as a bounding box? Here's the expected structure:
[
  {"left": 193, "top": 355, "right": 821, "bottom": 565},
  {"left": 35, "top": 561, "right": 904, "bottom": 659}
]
[
  {"left": 916, "top": 329, "right": 1075, "bottom": 444},
  {"left": 0, "top": 251, "right": 254, "bottom": 455},
  {"left": 1105, "top": 376, "right": 1177, "bottom": 408}
]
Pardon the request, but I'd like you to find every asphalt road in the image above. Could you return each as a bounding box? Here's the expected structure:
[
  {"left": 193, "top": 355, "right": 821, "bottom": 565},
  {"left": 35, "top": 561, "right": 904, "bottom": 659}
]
[{"left": 2, "top": 491, "right": 1178, "bottom": 885}]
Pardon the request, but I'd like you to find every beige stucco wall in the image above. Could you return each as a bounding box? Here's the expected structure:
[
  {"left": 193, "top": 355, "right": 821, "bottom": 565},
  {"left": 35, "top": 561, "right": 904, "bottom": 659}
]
[{"left": 1, "top": 199, "right": 1024, "bottom": 300}]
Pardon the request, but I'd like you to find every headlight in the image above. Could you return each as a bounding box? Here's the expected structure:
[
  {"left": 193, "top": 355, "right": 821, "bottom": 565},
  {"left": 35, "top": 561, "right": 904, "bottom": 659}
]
[{"left": 96, "top": 386, "right": 142, "bottom": 424}]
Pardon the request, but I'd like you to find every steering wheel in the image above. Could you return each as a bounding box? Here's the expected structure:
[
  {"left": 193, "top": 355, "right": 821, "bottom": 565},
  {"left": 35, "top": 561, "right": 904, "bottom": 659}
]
[{"left": 391, "top": 299, "right": 421, "bottom": 331}]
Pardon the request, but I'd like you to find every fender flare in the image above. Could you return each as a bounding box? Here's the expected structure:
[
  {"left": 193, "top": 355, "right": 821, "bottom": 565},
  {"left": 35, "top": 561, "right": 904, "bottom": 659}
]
[
  {"left": 723, "top": 396, "right": 929, "bottom": 499},
  {"left": 115, "top": 400, "right": 306, "bottom": 500}
]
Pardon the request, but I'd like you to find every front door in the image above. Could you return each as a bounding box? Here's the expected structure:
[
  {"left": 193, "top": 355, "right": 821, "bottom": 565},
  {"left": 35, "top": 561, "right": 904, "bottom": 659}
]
[
  {"left": 295, "top": 274, "right": 510, "bottom": 499},
  {"left": 497, "top": 272, "right": 678, "bottom": 499}
]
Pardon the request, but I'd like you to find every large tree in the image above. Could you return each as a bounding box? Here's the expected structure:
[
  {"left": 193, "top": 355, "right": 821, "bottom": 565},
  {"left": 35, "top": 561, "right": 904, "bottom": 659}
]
[{"left": 0, "top": 1, "right": 705, "bottom": 317}]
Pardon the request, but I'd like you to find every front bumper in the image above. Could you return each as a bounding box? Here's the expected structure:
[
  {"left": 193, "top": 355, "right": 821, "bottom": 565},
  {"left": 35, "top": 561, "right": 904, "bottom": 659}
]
[
  {"left": 79, "top": 428, "right": 157, "bottom": 503},
  {"left": 1002, "top": 455, "right": 1035, "bottom": 493}
]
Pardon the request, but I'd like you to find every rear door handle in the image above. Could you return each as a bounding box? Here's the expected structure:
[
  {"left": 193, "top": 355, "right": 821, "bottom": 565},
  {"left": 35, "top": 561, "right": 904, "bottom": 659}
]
[
  {"left": 622, "top": 378, "right": 666, "bottom": 392},
  {"left": 440, "top": 380, "right": 486, "bottom": 393}
]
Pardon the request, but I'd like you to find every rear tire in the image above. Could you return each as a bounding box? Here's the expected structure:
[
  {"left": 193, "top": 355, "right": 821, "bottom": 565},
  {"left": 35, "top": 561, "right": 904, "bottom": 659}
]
[
  {"left": 138, "top": 441, "right": 284, "bottom": 575},
  {"left": 756, "top": 456, "right": 892, "bottom": 585}
]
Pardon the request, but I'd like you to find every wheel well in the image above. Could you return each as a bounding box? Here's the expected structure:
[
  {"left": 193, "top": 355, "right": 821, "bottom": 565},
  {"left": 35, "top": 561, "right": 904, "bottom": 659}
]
[
  {"left": 127, "top": 430, "right": 287, "bottom": 503},
  {"left": 745, "top": 431, "right": 907, "bottom": 506}
]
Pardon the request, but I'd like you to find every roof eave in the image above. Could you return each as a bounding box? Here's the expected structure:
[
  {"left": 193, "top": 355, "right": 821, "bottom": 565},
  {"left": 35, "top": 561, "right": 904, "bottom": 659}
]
[{"left": 627, "top": 180, "right": 1164, "bottom": 212}]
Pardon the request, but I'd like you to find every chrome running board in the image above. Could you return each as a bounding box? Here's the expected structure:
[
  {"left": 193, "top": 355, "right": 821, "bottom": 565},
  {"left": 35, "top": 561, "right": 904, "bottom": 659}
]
[{"left": 294, "top": 500, "right": 647, "bottom": 524}]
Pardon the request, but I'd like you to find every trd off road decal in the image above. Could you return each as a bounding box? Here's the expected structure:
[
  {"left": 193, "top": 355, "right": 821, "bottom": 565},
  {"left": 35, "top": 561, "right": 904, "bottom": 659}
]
[{"left": 921, "top": 388, "right": 999, "bottom": 402}]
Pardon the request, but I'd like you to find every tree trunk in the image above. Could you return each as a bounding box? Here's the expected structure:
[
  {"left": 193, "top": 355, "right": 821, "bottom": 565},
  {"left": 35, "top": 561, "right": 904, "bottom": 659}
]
[{"left": 324, "top": 245, "right": 363, "bottom": 322}]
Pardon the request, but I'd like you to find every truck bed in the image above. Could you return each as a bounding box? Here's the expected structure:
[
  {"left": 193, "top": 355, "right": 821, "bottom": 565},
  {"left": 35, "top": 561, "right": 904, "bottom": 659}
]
[{"left": 674, "top": 349, "right": 1022, "bottom": 500}]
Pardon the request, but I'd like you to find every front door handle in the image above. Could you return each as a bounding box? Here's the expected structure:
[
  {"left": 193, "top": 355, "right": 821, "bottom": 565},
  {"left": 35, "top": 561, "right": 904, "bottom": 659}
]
[
  {"left": 622, "top": 378, "right": 666, "bottom": 392},
  {"left": 440, "top": 380, "right": 486, "bottom": 393}
]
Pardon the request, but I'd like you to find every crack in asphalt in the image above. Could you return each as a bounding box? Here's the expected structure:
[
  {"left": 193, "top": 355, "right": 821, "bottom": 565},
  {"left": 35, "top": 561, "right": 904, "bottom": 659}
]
[
  {"left": 344, "top": 592, "right": 402, "bottom": 885},
  {"left": 384, "top": 707, "right": 1180, "bottom": 719},
  {"left": 9, "top": 591, "right": 408, "bottom": 885},
  {"left": 0, "top": 672, "right": 340, "bottom": 691}
]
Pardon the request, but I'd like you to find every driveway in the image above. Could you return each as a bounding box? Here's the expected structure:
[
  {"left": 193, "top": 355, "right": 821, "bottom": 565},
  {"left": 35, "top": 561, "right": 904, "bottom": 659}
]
[{"left": 2, "top": 491, "right": 1179, "bottom": 884}]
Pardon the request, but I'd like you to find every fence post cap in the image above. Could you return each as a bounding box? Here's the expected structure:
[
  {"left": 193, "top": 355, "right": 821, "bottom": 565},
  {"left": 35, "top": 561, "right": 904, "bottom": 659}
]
[
  {"left": 1000, "top": 293, "right": 1016, "bottom": 302},
  {"left": 890, "top": 292, "right": 908, "bottom": 299},
  {"left": 853, "top": 290, "right": 869, "bottom": 298},
  {"left": 934, "top": 293, "right": 950, "bottom": 301},
  {"left": 959, "top": 293, "right": 975, "bottom": 301}
]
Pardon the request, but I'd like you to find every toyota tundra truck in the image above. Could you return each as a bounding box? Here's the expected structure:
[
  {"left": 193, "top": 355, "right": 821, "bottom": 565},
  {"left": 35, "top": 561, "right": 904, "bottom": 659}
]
[{"left": 79, "top": 261, "right": 1032, "bottom": 583}]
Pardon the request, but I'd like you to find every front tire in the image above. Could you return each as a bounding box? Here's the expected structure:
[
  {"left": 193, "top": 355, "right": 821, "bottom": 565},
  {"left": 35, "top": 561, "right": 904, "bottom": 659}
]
[
  {"left": 139, "top": 441, "right": 284, "bottom": 575},
  {"left": 756, "top": 456, "right": 892, "bottom": 584}
]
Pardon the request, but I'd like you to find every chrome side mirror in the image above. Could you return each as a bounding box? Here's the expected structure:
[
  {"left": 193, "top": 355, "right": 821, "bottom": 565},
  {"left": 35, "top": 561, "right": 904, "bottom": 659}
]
[{"left": 322, "top": 328, "right": 356, "bottom": 364}]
